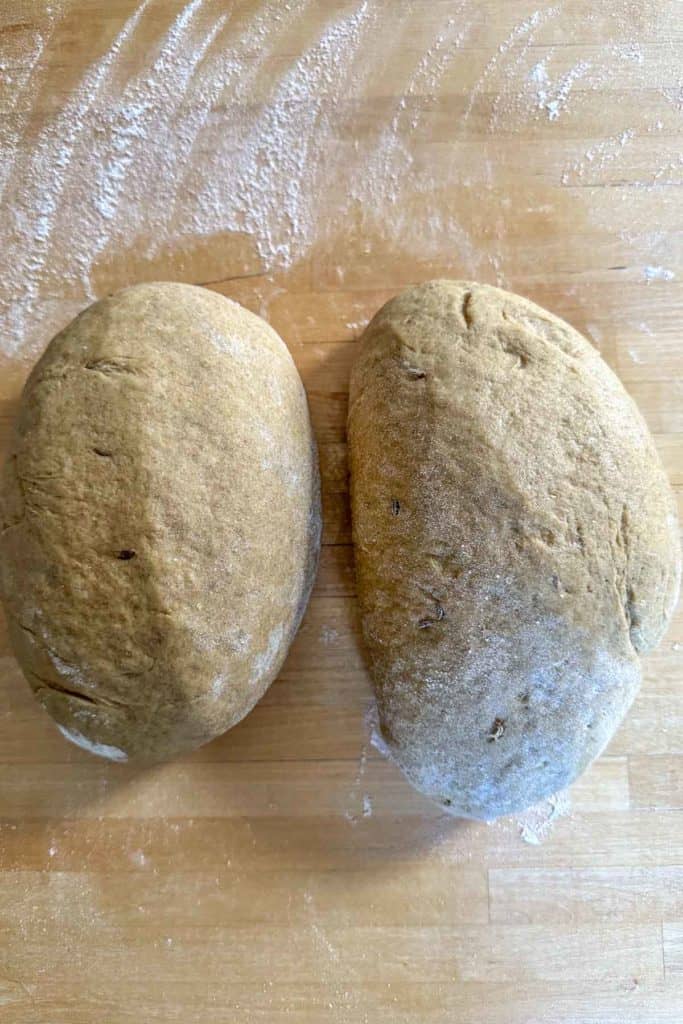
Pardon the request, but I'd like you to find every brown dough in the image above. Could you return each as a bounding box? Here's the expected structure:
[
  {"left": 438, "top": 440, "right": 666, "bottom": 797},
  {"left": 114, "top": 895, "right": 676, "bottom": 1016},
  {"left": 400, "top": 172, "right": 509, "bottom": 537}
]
[
  {"left": 348, "top": 280, "right": 680, "bottom": 819},
  {"left": 0, "top": 283, "right": 321, "bottom": 762}
]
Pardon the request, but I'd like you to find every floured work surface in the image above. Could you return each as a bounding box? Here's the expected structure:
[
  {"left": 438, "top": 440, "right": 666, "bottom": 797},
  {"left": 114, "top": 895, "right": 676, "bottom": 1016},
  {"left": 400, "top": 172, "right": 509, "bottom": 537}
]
[{"left": 0, "top": 2, "right": 682, "bottom": 1021}]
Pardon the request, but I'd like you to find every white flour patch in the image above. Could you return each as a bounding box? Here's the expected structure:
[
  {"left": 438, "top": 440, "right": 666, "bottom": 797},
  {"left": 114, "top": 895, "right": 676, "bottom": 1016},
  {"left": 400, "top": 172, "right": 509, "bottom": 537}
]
[
  {"left": 205, "top": 324, "right": 252, "bottom": 359},
  {"left": 320, "top": 626, "right": 340, "bottom": 646},
  {"left": 517, "top": 790, "right": 571, "bottom": 845},
  {"left": 345, "top": 318, "right": 369, "bottom": 336},
  {"left": 345, "top": 732, "right": 370, "bottom": 825},
  {"left": 529, "top": 57, "right": 547, "bottom": 83},
  {"left": 56, "top": 724, "right": 128, "bottom": 762},
  {"left": 661, "top": 79, "right": 683, "bottom": 113},
  {"left": 643, "top": 265, "right": 675, "bottom": 282},
  {"left": 367, "top": 702, "right": 393, "bottom": 761}
]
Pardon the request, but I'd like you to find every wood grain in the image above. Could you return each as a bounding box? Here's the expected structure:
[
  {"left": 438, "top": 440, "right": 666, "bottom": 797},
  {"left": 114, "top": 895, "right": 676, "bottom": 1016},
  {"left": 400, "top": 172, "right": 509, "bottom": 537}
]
[{"left": 0, "top": 1, "right": 682, "bottom": 1022}]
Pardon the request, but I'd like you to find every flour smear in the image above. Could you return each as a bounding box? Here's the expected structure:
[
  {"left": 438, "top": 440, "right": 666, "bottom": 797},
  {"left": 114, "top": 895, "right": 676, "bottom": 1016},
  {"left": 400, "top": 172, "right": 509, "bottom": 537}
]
[{"left": 0, "top": 0, "right": 675, "bottom": 357}]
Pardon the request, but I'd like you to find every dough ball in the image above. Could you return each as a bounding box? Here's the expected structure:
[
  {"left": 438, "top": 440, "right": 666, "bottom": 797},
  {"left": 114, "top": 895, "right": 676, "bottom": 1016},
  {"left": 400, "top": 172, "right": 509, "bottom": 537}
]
[
  {"left": 0, "top": 282, "right": 321, "bottom": 762},
  {"left": 348, "top": 280, "right": 680, "bottom": 819}
]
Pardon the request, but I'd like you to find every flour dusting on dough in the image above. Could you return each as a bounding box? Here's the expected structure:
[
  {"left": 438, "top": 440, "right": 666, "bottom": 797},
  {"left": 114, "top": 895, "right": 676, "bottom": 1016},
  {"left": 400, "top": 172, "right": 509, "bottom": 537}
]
[
  {"left": 56, "top": 724, "right": 128, "bottom": 762},
  {"left": 47, "top": 650, "right": 89, "bottom": 688},
  {"left": 252, "top": 623, "right": 284, "bottom": 678},
  {"left": 211, "top": 674, "right": 227, "bottom": 699}
]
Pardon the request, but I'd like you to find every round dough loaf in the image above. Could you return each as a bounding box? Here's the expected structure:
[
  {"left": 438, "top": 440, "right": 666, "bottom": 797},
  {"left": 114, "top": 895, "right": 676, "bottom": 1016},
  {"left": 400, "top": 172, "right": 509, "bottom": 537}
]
[
  {"left": 0, "top": 282, "right": 321, "bottom": 762},
  {"left": 348, "top": 280, "right": 680, "bottom": 819}
]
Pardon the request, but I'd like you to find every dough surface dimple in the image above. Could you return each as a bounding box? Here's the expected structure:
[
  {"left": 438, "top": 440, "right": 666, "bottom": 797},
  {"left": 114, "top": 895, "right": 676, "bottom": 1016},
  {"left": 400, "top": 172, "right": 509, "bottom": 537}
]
[
  {"left": 348, "top": 279, "right": 681, "bottom": 819},
  {"left": 0, "top": 282, "right": 321, "bottom": 761}
]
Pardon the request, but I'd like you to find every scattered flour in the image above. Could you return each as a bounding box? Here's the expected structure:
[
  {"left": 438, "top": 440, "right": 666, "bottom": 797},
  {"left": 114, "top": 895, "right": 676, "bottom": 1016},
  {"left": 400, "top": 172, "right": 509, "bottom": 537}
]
[
  {"left": 0, "top": 8, "right": 59, "bottom": 199},
  {"left": 561, "top": 129, "right": 634, "bottom": 186},
  {"left": 56, "top": 724, "right": 128, "bottom": 762},
  {"left": 0, "top": 2, "right": 674, "bottom": 359},
  {"left": 311, "top": 921, "right": 340, "bottom": 962},
  {"left": 463, "top": 7, "right": 559, "bottom": 125},
  {"left": 320, "top": 626, "right": 340, "bottom": 646},
  {"left": 303, "top": 890, "right": 340, "bottom": 962},
  {"left": 2, "top": 0, "right": 154, "bottom": 353},
  {"left": 538, "top": 60, "right": 592, "bottom": 121},
  {"left": 611, "top": 41, "right": 644, "bottom": 66}
]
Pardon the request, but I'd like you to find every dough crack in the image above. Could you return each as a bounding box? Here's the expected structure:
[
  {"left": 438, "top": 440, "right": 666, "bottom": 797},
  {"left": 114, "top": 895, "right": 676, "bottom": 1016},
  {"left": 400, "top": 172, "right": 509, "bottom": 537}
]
[
  {"left": 28, "top": 670, "right": 126, "bottom": 711},
  {"left": 84, "top": 358, "right": 138, "bottom": 376}
]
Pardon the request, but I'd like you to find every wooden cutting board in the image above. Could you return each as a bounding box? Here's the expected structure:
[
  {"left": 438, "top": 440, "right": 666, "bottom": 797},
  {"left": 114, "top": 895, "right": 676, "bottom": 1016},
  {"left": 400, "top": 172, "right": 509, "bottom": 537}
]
[{"left": 0, "top": 2, "right": 681, "bottom": 1021}]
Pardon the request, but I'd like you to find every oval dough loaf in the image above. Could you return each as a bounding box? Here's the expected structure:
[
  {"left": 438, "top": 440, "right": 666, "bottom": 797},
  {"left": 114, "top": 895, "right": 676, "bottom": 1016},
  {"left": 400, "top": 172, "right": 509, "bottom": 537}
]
[
  {"left": 348, "top": 280, "right": 680, "bottom": 819},
  {"left": 0, "top": 282, "right": 321, "bottom": 762}
]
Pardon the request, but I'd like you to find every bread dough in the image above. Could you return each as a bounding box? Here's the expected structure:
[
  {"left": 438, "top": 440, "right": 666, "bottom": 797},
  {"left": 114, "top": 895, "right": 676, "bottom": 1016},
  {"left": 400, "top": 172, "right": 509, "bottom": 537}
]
[
  {"left": 348, "top": 280, "right": 680, "bottom": 819},
  {"left": 0, "top": 283, "right": 321, "bottom": 761}
]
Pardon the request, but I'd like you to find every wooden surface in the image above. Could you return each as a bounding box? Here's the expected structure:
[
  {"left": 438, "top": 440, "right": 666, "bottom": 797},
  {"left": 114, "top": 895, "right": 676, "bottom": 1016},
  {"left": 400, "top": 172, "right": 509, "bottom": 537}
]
[{"left": 1, "top": 2, "right": 682, "bottom": 1021}]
